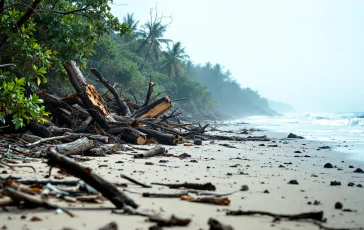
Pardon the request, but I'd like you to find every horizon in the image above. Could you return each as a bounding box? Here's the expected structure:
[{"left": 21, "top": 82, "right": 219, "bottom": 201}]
[{"left": 111, "top": 0, "right": 364, "bottom": 114}]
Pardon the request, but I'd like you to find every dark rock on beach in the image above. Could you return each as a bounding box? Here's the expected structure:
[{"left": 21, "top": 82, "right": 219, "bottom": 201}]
[{"left": 287, "top": 133, "right": 304, "bottom": 139}]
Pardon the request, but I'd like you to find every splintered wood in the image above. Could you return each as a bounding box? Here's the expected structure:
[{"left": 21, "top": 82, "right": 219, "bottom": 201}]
[{"left": 85, "top": 84, "right": 109, "bottom": 117}]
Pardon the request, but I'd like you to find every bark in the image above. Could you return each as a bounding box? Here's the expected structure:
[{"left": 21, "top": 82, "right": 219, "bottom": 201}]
[
  {"left": 73, "top": 116, "right": 94, "bottom": 133},
  {"left": 142, "top": 77, "right": 156, "bottom": 107},
  {"left": 22, "top": 134, "right": 42, "bottom": 143},
  {"left": 47, "top": 148, "right": 138, "bottom": 209},
  {"left": 132, "top": 96, "right": 172, "bottom": 119},
  {"left": 29, "top": 122, "right": 72, "bottom": 137},
  {"left": 55, "top": 137, "right": 94, "bottom": 155},
  {"left": 2, "top": 187, "right": 74, "bottom": 217},
  {"left": 90, "top": 68, "right": 130, "bottom": 116},
  {"left": 137, "top": 127, "right": 178, "bottom": 145},
  {"left": 64, "top": 61, "right": 112, "bottom": 129},
  {"left": 134, "top": 145, "right": 166, "bottom": 158},
  {"left": 118, "top": 127, "right": 147, "bottom": 145}
]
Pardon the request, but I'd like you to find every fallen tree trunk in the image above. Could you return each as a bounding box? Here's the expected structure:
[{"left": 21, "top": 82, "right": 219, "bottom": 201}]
[
  {"left": 47, "top": 148, "right": 138, "bottom": 209},
  {"left": 134, "top": 145, "right": 166, "bottom": 158},
  {"left": 132, "top": 96, "right": 172, "bottom": 119},
  {"left": 73, "top": 116, "right": 94, "bottom": 133},
  {"left": 137, "top": 127, "right": 178, "bottom": 145},
  {"left": 55, "top": 137, "right": 94, "bottom": 155},
  {"left": 118, "top": 127, "right": 147, "bottom": 145},
  {"left": 90, "top": 68, "right": 130, "bottom": 117},
  {"left": 29, "top": 122, "right": 72, "bottom": 137},
  {"left": 64, "top": 61, "right": 113, "bottom": 129}
]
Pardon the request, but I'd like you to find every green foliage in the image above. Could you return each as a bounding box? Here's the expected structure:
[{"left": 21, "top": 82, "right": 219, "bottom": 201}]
[
  {"left": 0, "top": 76, "right": 50, "bottom": 129},
  {"left": 0, "top": 0, "right": 130, "bottom": 129}
]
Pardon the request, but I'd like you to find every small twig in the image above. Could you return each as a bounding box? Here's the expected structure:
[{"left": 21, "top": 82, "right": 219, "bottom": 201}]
[{"left": 120, "top": 174, "right": 152, "bottom": 188}]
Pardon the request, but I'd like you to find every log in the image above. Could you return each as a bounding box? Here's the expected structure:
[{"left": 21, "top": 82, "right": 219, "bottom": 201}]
[
  {"left": 2, "top": 187, "right": 74, "bottom": 217},
  {"left": 29, "top": 122, "right": 72, "bottom": 137},
  {"left": 120, "top": 174, "right": 152, "bottom": 188},
  {"left": 47, "top": 148, "right": 138, "bottom": 209},
  {"left": 134, "top": 145, "right": 166, "bottom": 158},
  {"left": 22, "top": 134, "right": 42, "bottom": 143},
  {"left": 118, "top": 127, "right": 147, "bottom": 145},
  {"left": 90, "top": 68, "right": 130, "bottom": 116},
  {"left": 73, "top": 116, "right": 94, "bottom": 133},
  {"left": 13, "top": 179, "right": 79, "bottom": 186},
  {"left": 151, "top": 182, "right": 216, "bottom": 191},
  {"left": 208, "top": 218, "right": 234, "bottom": 230},
  {"left": 137, "top": 127, "right": 178, "bottom": 145},
  {"left": 64, "top": 61, "right": 113, "bottom": 129},
  {"left": 86, "top": 148, "right": 106, "bottom": 157},
  {"left": 142, "top": 76, "right": 156, "bottom": 107},
  {"left": 55, "top": 137, "right": 94, "bottom": 155},
  {"left": 226, "top": 210, "right": 324, "bottom": 221},
  {"left": 132, "top": 96, "right": 172, "bottom": 119}
]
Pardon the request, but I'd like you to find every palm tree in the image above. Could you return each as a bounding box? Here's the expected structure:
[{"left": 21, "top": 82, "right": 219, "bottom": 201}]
[
  {"left": 161, "top": 41, "right": 189, "bottom": 81},
  {"left": 138, "top": 23, "right": 171, "bottom": 70},
  {"left": 122, "top": 13, "right": 139, "bottom": 43}
]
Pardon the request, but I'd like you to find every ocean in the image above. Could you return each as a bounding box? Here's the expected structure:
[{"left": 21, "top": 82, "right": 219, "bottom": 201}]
[{"left": 232, "top": 112, "right": 364, "bottom": 161}]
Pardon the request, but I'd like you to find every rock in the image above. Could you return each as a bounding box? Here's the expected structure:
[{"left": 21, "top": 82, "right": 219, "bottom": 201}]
[
  {"left": 294, "top": 151, "right": 302, "bottom": 153},
  {"left": 324, "top": 163, "right": 333, "bottom": 168},
  {"left": 279, "top": 165, "right": 285, "bottom": 168},
  {"left": 357, "top": 184, "right": 363, "bottom": 188},
  {"left": 178, "top": 153, "right": 191, "bottom": 158},
  {"left": 314, "top": 200, "right": 321, "bottom": 205},
  {"left": 263, "top": 189, "right": 269, "bottom": 193},
  {"left": 349, "top": 165, "right": 354, "bottom": 168},
  {"left": 330, "top": 181, "right": 341, "bottom": 186},
  {"left": 268, "top": 144, "right": 278, "bottom": 147},
  {"left": 335, "top": 202, "right": 343, "bottom": 209},
  {"left": 348, "top": 182, "right": 355, "bottom": 187},
  {"left": 318, "top": 146, "right": 330, "bottom": 149},
  {"left": 353, "top": 168, "right": 364, "bottom": 173},
  {"left": 258, "top": 144, "right": 265, "bottom": 146},
  {"left": 194, "top": 138, "right": 202, "bottom": 145},
  {"left": 287, "top": 133, "right": 304, "bottom": 139},
  {"left": 288, "top": 179, "right": 299, "bottom": 185},
  {"left": 30, "top": 216, "right": 42, "bottom": 222},
  {"left": 159, "top": 160, "right": 168, "bottom": 163},
  {"left": 190, "top": 159, "right": 198, "bottom": 163},
  {"left": 241, "top": 185, "right": 249, "bottom": 191},
  {"left": 145, "top": 162, "right": 154, "bottom": 165}
]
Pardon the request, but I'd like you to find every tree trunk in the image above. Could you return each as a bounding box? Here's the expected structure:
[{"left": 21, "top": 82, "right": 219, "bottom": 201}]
[
  {"left": 55, "top": 137, "right": 94, "bottom": 155},
  {"left": 47, "top": 148, "right": 138, "bottom": 209},
  {"left": 137, "top": 127, "right": 178, "bottom": 145},
  {"left": 89, "top": 68, "right": 130, "bottom": 116},
  {"left": 132, "top": 96, "right": 172, "bottom": 119},
  {"left": 134, "top": 145, "right": 166, "bottom": 158},
  {"left": 64, "top": 61, "right": 113, "bottom": 129},
  {"left": 118, "top": 127, "right": 147, "bottom": 145}
]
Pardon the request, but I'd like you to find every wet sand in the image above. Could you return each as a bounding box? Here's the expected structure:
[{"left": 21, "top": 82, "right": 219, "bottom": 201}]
[{"left": 1, "top": 127, "right": 364, "bottom": 230}]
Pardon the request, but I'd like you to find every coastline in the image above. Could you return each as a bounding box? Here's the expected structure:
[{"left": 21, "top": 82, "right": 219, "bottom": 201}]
[{"left": 1, "top": 123, "right": 364, "bottom": 229}]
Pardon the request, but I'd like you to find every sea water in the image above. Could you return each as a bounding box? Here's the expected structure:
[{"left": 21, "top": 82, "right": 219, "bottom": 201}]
[{"left": 232, "top": 112, "right": 364, "bottom": 161}]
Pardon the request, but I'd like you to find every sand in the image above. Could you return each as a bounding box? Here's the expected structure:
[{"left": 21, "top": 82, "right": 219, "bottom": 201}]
[{"left": 1, "top": 126, "right": 364, "bottom": 230}]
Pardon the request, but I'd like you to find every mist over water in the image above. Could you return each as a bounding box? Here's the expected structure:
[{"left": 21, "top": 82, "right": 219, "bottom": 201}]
[{"left": 234, "top": 112, "right": 364, "bottom": 161}]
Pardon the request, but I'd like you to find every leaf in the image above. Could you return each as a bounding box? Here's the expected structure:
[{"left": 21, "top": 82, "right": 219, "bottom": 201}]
[
  {"left": 37, "top": 67, "right": 47, "bottom": 74},
  {"left": 32, "top": 64, "right": 37, "bottom": 71},
  {"left": 36, "top": 76, "right": 41, "bottom": 86}
]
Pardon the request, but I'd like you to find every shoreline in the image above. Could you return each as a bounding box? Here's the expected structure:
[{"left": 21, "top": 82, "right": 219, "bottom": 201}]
[{"left": 1, "top": 122, "right": 364, "bottom": 229}]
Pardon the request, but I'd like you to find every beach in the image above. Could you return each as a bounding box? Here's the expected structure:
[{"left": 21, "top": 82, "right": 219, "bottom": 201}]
[{"left": 1, "top": 123, "right": 364, "bottom": 230}]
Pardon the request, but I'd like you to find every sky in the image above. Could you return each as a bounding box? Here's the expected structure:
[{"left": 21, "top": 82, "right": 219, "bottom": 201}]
[{"left": 111, "top": 0, "right": 364, "bottom": 113}]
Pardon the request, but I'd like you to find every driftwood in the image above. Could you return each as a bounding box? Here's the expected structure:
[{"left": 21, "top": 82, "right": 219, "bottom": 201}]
[
  {"left": 118, "top": 127, "right": 147, "bottom": 145},
  {"left": 181, "top": 195, "right": 230, "bottom": 205},
  {"left": 208, "top": 218, "right": 234, "bottom": 230},
  {"left": 90, "top": 68, "right": 130, "bottom": 116},
  {"left": 149, "top": 215, "right": 191, "bottom": 227},
  {"left": 137, "top": 127, "right": 178, "bottom": 145},
  {"left": 120, "top": 174, "right": 152, "bottom": 188},
  {"left": 13, "top": 179, "right": 79, "bottom": 186},
  {"left": 73, "top": 116, "right": 94, "bottom": 133},
  {"left": 64, "top": 61, "right": 113, "bottom": 129},
  {"left": 54, "top": 137, "right": 95, "bottom": 155},
  {"left": 142, "top": 76, "right": 156, "bottom": 107},
  {"left": 2, "top": 187, "right": 74, "bottom": 217},
  {"left": 151, "top": 182, "right": 216, "bottom": 191},
  {"left": 29, "top": 121, "right": 72, "bottom": 137},
  {"left": 134, "top": 145, "right": 166, "bottom": 158},
  {"left": 133, "top": 96, "right": 172, "bottom": 119},
  {"left": 226, "top": 210, "right": 324, "bottom": 221},
  {"left": 142, "top": 192, "right": 188, "bottom": 198},
  {"left": 47, "top": 148, "right": 138, "bottom": 208}
]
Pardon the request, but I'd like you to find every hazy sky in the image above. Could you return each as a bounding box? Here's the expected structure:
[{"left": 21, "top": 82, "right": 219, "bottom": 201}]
[{"left": 111, "top": 0, "right": 364, "bottom": 113}]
